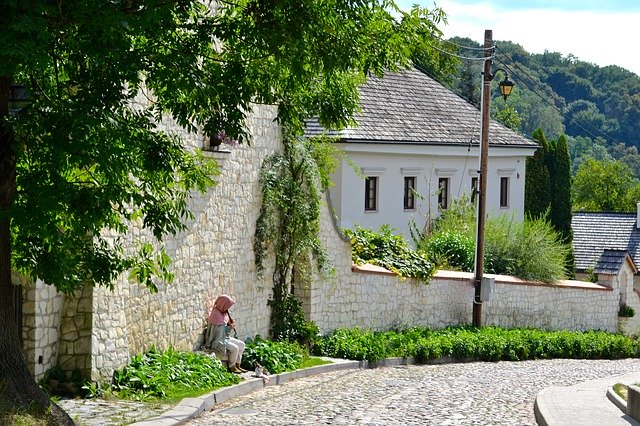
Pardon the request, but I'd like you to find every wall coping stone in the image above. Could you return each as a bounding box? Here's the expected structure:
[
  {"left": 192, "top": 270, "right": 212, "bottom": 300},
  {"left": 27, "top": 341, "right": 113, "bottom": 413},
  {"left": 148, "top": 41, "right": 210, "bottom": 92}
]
[{"left": 350, "top": 265, "right": 613, "bottom": 292}]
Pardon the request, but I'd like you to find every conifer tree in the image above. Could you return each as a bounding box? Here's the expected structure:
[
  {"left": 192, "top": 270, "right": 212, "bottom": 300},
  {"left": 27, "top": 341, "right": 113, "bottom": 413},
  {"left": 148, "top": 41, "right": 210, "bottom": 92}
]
[{"left": 524, "top": 128, "right": 552, "bottom": 219}]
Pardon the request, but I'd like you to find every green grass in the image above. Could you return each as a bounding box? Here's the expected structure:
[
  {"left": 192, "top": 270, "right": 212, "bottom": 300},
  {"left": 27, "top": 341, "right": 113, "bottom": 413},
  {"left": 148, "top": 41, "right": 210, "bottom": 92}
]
[
  {"left": 613, "top": 383, "right": 628, "bottom": 401},
  {"left": 299, "top": 357, "right": 332, "bottom": 369}
]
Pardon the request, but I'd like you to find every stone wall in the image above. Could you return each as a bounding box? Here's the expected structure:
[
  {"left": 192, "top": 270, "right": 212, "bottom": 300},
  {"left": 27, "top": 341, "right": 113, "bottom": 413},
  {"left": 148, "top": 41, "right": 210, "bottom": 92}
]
[
  {"left": 57, "top": 286, "right": 93, "bottom": 378},
  {"left": 23, "top": 101, "right": 631, "bottom": 381},
  {"left": 306, "top": 200, "right": 620, "bottom": 334},
  {"left": 89, "top": 104, "right": 281, "bottom": 381},
  {"left": 483, "top": 278, "right": 618, "bottom": 332},
  {"left": 22, "top": 278, "right": 64, "bottom": 379}
]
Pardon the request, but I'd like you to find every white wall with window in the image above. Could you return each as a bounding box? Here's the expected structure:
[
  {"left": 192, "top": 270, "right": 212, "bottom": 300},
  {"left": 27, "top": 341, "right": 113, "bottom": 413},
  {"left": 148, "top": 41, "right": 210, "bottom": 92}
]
[{"left": 329, "top": 142, "right": 536, "bottom": 241}]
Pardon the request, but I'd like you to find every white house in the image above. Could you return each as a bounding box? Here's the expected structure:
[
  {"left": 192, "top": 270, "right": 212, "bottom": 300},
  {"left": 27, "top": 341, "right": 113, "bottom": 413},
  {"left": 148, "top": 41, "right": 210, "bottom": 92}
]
[{"left": 306, "top": 67, "right": 539, "bottom": 240}]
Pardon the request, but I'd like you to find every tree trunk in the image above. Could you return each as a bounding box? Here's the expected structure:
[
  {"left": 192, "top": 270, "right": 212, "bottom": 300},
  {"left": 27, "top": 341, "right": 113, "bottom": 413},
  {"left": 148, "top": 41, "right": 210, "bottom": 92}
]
[{"left": 0, "top": 76, "right": 73, "bottom": 424}]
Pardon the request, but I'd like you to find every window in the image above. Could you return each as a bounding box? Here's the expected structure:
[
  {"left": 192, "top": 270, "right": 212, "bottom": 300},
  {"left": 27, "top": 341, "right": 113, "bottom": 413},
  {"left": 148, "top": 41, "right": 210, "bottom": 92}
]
[
  {"left": 403, "top": 177, "right": 416, "bottom": 210},
  {"left": 471, "top": 176, "right": 478, "bottom": 203},
  {"left": 365, "top": 176, "right": 378, "bottom": 211},
  {"left": 500, "top": 176, "right": 509, "bottom": 208},
  {"left": 438, "top": 177, "right": 449, "bottom": 209}
]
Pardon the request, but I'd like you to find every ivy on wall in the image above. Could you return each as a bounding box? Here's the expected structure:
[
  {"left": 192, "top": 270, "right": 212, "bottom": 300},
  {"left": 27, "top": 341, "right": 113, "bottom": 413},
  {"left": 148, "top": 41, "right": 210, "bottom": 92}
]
[{"left": 254, "top": 134, "right": 339, "bottom": 340}]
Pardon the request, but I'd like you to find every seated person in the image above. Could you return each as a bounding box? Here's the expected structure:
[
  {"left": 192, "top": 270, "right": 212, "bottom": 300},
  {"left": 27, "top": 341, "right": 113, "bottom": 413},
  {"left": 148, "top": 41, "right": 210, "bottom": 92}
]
[{"left": 203, "top": 294, "right": 247, "bottom": 373}]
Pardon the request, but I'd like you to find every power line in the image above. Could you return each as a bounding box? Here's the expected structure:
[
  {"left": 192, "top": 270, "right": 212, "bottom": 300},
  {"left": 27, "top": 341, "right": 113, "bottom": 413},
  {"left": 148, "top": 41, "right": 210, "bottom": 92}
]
[
  {"left": 428, "top": 42, "right": 493, "bottom": 62},
  {"left": 435, "top": 37, "right": 491, "bottom": 52},
  {"left": 494, "top": 45, "right": 618, "bottom": 145}
]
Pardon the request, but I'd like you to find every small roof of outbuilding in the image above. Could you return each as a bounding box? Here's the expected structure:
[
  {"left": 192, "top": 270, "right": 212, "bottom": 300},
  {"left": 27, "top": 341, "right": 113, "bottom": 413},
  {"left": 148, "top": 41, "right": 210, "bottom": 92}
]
[
  {"left": 593, "top": 249, "right": 637, "bottom": 275},
  {"left": 305, "top": 67, "right": 537, "bottom": 148},
  {"left": 572, "top": 212, "right": 640, "bottom": 272}
]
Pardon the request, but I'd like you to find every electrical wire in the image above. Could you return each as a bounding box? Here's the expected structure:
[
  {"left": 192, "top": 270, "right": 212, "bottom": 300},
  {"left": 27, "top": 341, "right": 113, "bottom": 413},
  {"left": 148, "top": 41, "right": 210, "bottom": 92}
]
[
  {"left": 427, "top": 40, "right": 621, "bottom": 145},
  {"left": 428, "top": 42, "right": 494, "bottom": 61},
  {"left": 434, "top": 37, "right": 493, "bottom": 51},
  {"left": 494, "top": 45, "right": 618, "bottom": 145}
]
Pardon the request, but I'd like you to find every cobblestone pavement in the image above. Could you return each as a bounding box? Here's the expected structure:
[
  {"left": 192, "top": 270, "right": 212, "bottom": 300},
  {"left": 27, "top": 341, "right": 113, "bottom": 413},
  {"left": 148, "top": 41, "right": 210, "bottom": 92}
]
[
  {"left": 186, "top": 358, "right": 640, "bottom": 426},
  {"left": 57, "top": 398, "right": 171, "bottom": 426}
]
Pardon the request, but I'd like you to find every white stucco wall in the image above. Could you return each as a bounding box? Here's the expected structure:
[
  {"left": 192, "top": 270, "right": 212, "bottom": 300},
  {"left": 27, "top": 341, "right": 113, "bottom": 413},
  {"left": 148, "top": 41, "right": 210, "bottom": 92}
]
[{"left": 332, "top": 142, "right": 535, "bottom": 240}]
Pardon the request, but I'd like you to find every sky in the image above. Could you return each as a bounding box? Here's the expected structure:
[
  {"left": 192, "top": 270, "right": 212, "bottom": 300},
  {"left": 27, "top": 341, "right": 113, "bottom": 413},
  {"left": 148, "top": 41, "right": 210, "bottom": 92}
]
[{"left": 397, "top": 0, "right": 640, "bottom": 76}]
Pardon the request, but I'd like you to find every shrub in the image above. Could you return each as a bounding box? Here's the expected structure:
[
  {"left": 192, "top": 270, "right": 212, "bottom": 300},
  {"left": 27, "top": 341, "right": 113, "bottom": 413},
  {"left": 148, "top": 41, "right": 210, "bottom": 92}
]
[
  {"left": 315, "top": 326, "right": 640, "bottom": 363},
  {"left": 241, "top": 336, "right": 306, "bottom": 374},
  {"left": 345, "top": 225, "right": 435, "bottom": 281},
  {"left": 111, "top": 346, "right": 239, "bottom": 400},
  {"left": 619, "top": 304, "right": 636, "bottom": 318},
  {"left": 419, "top": 199, "right": 569, "bottom": 282},
  {"left": 269, "top": 294, "right": 320, "bottom": 345},
  {"left": 424, "top": 231, "right": 474, "bottom": 271},
  {"left": 312, "top": 328, "right": 389, "bottom": 362}
]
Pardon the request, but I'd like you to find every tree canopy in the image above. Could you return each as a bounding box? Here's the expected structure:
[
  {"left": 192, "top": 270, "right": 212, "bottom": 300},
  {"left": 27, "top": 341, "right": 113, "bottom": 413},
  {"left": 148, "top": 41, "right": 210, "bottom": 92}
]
[
  {"left": 443, "top": 37, "right": 640, "bottom": 180},
  {"left": 2, "top": 0, "right": 449, "bottom": 422},
  {"left": 572, "top": 158, "right": 640, "bottom": 212}
]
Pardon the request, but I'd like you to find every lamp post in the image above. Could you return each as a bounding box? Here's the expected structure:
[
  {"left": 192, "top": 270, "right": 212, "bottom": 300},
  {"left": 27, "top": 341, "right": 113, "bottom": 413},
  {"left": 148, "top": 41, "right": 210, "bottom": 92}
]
[{"left": 472, "top": 30, "right": 514, "bottom": 327}]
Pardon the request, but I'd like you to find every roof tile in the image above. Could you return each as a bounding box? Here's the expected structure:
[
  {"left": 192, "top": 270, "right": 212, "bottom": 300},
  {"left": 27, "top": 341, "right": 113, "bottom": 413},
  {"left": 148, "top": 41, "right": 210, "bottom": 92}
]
[{"left": 305, "top": 67, "right": 537, "bottom": 148}]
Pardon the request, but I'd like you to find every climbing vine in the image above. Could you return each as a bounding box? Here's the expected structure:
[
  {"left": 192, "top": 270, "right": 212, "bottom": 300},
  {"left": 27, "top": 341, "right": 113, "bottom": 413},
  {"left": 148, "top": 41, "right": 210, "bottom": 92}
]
[{"left": 254, "top": 134, "right": 340, "bottom": 341}]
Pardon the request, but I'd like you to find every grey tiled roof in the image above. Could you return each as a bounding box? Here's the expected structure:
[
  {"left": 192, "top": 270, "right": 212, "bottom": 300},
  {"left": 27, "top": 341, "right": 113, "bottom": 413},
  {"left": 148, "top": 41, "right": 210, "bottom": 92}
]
[
  {"left": 305, "top": 67, "right": 537, "bottom": 148},
  {"left": 572, "top": 212, "right": 640, "bottom": 272},
  {"left": 593, "top": 249, "right": 629, "bottom": 275}
]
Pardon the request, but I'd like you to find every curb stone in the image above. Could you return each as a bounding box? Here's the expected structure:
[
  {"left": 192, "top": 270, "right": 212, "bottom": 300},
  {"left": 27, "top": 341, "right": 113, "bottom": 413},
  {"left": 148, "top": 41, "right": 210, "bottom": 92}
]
[
  {"left": 129, "top": 359, "right": 360, "bottom": 426},
  {"left": 607, "top": 385, "right": 627, "bottom": 413}
]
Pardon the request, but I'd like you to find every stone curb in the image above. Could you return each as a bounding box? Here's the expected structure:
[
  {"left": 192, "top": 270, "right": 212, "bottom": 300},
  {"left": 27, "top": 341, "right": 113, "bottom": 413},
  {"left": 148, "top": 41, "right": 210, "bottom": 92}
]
[
  {"left": 129, "top": 360, "right": 361, "bottom": 426},
  {"left": 607, "top": 385, "right": 627, "bottom": 413},
  {"left": 533, "top": 386, "right": 553, "bottom": 426}
]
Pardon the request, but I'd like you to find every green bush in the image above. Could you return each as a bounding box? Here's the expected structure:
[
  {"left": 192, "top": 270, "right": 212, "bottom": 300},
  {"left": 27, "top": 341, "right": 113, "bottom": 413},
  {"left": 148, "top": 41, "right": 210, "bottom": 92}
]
[
  {"left": 419, "top": 198, "right": 570, "bottom": 282},
  {"left": 315, "top": 326, "right": 640, "bottom": 363},
  {"left": 312, "top": 328, "right": 390, "bottom": 362},
  {"left": 345, "top": 225, "right": 435, "bottom": 281},
  {"left": 619, "top": 304, "right": 636, "bottom": 318},
  {"left": 269, "top": 294, "right": 320, "bottom": 344},
  {"left": 424, "top": 231, "right": 474, "bottom": 271},
  {"left": 241, "top": 336, "right": 306, "bottom": 374},
  {"left": 111, "top": 346, "right": 239, "bottom": 400}
]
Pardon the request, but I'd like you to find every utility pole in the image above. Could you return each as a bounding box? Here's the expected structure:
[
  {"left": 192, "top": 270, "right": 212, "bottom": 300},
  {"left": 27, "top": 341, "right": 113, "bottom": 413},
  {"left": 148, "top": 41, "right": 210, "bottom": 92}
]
[{"left": 473, "top": 30, "right": 493, "bottom": 327}]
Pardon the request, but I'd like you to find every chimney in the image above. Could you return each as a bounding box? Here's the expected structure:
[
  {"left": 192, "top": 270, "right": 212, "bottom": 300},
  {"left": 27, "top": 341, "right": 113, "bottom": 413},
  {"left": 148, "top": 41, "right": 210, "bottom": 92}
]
[{"left": 637, "top": 202, "right": 640, "bottom": 228}]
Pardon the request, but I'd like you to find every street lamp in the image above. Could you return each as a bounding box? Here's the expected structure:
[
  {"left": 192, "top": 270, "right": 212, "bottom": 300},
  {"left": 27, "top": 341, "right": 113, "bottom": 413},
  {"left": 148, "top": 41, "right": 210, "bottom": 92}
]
[
  {"left": 497, "top": 73, "right": 514, "bottom": 101},
  {"left": 473, "top": 31, "right": 514, "bottom": 327}
]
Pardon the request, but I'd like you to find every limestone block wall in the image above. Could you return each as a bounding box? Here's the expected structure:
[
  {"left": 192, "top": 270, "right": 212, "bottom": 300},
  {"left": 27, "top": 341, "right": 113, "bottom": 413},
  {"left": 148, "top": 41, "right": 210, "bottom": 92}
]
[
  {"left": 88, "top": 104, "right": 281, "bottom": 380},
  {"left": 22, "top": 278, "right": 64, "bottom": 380},
  {"left": 311, "top": 194, "right": 472, "bottom": 332},
  {"left": 57, "top": 286, "right": 94, "bottom": 378},
  {"left": 483, "top": 280, "right": 618, "bottom": 332},
  {"left": 310, "top": 197, "right": 620, "bottom": 334}
]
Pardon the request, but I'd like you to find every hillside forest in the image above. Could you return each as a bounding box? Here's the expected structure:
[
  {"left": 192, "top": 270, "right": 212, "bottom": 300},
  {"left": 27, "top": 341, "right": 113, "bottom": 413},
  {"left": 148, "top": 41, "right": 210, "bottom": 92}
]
[{"left": 433, "top": 37, "right": 640, "bottom": 212}]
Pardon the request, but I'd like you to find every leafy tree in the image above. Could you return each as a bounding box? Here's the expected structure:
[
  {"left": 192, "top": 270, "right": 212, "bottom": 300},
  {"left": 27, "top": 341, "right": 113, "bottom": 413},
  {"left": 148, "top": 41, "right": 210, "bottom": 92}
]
[
  {"left": 504, "top": 88, "right": 565, "bottom": 139},
  {"left": 564, "top": 100, "right": 619, "bottom": 138},
  {"left": 525, "top": 131, "right": 574, "bottom": 275},
  {"left": 568, "top": 136, "right": 613, "bottom": 174},
  {"left": 572, "top": 158, "right": 639, "bottom": 212},
  {"left": 493, "top": 104, "right": 522, "bottom": 132},
  {"left": 2, "top": 0, "right": 448, "bottom": 422}
]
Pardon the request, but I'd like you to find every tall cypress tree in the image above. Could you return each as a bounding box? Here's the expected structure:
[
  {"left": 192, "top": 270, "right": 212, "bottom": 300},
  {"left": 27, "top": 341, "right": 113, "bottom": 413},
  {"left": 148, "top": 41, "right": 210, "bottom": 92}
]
[
  {"left": 524, "top": 128, "right": 552, "bottom": 219},
  {"left": 551, "top": 135, "right": 572, "bottom": 240}
]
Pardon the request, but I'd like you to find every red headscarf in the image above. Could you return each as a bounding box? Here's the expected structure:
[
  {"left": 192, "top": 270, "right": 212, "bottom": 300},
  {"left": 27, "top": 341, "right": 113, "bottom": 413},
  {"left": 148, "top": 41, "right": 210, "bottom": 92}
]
[{"left": 208, "top": 294, "right": 235, "bottom": 325}]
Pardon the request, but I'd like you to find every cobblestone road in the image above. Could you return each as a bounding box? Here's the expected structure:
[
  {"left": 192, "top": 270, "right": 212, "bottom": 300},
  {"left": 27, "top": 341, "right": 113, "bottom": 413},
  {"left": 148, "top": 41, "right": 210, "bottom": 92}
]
[{"left": 186, "top": 358, "right": 640, "bottom": 426}]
